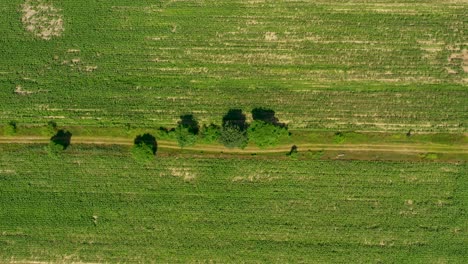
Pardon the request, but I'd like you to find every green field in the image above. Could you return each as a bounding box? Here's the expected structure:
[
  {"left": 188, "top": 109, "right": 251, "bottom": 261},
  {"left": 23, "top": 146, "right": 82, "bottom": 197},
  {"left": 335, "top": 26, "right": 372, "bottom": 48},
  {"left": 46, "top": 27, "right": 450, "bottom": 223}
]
[
  {"left": 0, "top": 144, "right": 466, "bottom": 262},
  {"left": 0, "top": 0, "right": 467, "bottom": 131},
  {"left": 1, "top": 0, "right": 468, "bottom": 262}
]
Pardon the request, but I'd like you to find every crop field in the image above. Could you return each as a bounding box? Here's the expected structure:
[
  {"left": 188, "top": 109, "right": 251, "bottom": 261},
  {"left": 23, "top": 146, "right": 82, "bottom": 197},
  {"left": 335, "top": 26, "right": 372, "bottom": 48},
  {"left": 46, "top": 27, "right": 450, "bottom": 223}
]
[
  {"left": 0, "top": 0, "right": 467, "bottom": 131},
  {"left": 1, "top": 0, "right": 467, "bottom": 262},
  {"left": 0, "top": 144, "right": 466, "bottom": 262}
]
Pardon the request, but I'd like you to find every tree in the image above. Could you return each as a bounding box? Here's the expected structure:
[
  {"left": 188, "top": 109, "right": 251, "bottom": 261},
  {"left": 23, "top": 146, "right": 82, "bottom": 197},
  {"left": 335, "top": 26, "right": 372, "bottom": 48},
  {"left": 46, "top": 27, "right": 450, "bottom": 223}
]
[
  {"left": 50, "top": 129, "right": 72, "bottom": 150},
  {"left": 175, "top": 114, "right": 199, "bottom": 147},
  {"left": 4, "top": 121, "right": 17, "bottom": 135},
  {"left": 47, "top": 129, "right": 72, "bottom": 157},
  {"left": 133, "top": 133, "right": 157, "bottom": 162},
  {"left": 220, "top": 123, "right": 248, "bottom": 149},
  {"left": 175, "top": 126, "right": 197, "bottom": 147},
  {"left": 248, "top": 120, "right": 289, "bottom": 148}
]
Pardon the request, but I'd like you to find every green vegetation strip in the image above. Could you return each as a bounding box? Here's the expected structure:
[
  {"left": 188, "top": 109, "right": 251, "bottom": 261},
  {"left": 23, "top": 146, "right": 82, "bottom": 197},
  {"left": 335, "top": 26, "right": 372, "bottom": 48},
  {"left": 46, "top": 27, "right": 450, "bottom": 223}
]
[{"left": 0, "top": 144, "right": 466, "bottom": 262}]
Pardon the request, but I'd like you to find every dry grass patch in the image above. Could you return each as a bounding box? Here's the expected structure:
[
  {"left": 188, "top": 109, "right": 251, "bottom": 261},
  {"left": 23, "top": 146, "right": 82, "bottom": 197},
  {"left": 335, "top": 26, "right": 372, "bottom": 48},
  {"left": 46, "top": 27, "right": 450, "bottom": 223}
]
[
  {"left": 448, "top": 49, "right": 468, "bottom": 73},
  {"left": 21, "top": 0, "right": 64, "bottom": 40},
  {"left": 265, "top": 32, "right": 278, "bottom": 41},
  {"left": 167, "top": 167, "right": 197, "bottom": 182}
]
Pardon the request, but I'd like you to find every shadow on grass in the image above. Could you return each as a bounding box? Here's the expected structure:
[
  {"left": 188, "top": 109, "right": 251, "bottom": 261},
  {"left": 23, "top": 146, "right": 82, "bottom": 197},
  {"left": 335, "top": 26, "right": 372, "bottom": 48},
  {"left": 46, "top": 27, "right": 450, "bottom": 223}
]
[
  {"left": 50, "top": 129, "right": 72, "bottom": 150},
  {"left": 222, "top": 109, "right": 248, "bottom": 130},
  {"left": 134, "top": 133, "right": 158, "bottom": 155}
]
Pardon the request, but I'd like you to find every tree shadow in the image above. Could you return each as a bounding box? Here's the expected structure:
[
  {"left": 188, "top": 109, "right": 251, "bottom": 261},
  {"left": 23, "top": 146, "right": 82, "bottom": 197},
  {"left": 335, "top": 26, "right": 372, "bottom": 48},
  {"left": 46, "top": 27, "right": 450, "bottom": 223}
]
[
  {"left": 252, "top": 107, "right": 286, "bottom": 127},
  {"left": 178, "top": 114, "right": 199, "bottom": 134},
  {"left": 50, "top": 129, "right": 72, "bottom": 150},
  {"left": 134, "top": 133, "right": 158, "bottom": 155},
  {"left": 288, "top": 145, "right": 298, "bottom": 156},
  {"left": 222, "top": 109, "right": 247, "bottom": 130}
]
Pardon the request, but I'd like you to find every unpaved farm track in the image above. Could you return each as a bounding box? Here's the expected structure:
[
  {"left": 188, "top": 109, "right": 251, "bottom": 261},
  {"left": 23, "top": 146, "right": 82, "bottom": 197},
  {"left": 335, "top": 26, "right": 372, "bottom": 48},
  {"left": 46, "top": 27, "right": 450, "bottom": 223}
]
[{"left": 0, "top": 136, "right": 466, "bottom": 155}]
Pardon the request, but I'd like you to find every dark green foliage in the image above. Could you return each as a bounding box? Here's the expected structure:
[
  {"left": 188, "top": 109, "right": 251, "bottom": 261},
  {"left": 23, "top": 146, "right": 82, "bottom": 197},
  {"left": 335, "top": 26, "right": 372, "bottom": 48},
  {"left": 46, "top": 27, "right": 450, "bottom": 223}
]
[
  {"left": 220, "top": 109, "right": 249, "bottom": 148},
  {"left": 133, "top": 134, "right": 157, "bottom": 162},
  {"left": 178, "top": 114, "right": 199, "bottom": 134},
  {"left": 220, "top": 124, "right": 248, "bottom": 149},
  {"left": 132, "top": 142, "right": 155, "bottom": 163},
  {"left": 222, "top": 109, "right": 248, "bottom": 130},
  {"left": 46, "top": 141, "right": 65, "bottom": 158},
  {"left": 50, "top": 130, "right": 72, "bottom": 150},
  {"left": 199, "top": 124, "right": 221, "bottom": 143},
  {"left": 175, "top": 126, "right": 197, "bottom": 148},
  {"left": 155, "top": 127, "right": 176, "bottom": 140},
  {"left": 134, "top": 134, "right": 157, "bottom": 154},
  {"left": 4, "top": 121, "right": 17, "bottom": 135},
  {"left": 287, "top": 145, "right": 298, "bottom": 159},
  {"left": 248, "top": 120, "right": 289, "bottom": 148},
  {"left": 252, "top": 107, "right": 285, "bottom": 127},
  {"left": 175, "top": 114, "right": 199, "bottom": 147},
  {"left": 333, "top": 132, "right": 346, "bottom": 144}
]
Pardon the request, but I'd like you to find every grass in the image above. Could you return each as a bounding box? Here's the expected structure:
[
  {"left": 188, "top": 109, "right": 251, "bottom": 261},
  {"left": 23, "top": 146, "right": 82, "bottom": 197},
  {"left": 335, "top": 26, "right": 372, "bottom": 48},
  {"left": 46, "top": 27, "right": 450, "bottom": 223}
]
[
  {"left": 0, "top": 144, "right": 466, "bottom": 262},
  {"left": 0, "top": 0, "right": 466, "bottom": 131},
  {"left": 1, "top": 0, "right": 467, "bottom": 262}
]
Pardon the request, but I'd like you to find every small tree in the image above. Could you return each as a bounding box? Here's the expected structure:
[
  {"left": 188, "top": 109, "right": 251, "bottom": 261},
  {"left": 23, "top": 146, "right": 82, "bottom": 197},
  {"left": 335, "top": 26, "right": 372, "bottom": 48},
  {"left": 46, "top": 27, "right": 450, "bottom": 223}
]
[
  {"left": 220, "top": 123, "right": 248, "bottom": 149},
  {"left": 47, "top": 129, "right": 72, "bottom": 157},
  {"left": 175, "top": 126, "right": 197, "bottom": 147},
  {"left": 4, "top": 121, "right": 17, "bottom": 135},
  {"left": 133, "top": 134, "right": 157, "bottom": 162},
  {"left": 175, "top": 114, "right": 199, "bottom": 147},
  {"left": 248, "top": 120, "right": 289, "bottom": 148},
  {"left": 50, "top": 130, "right": 72, "bottom": 149}
]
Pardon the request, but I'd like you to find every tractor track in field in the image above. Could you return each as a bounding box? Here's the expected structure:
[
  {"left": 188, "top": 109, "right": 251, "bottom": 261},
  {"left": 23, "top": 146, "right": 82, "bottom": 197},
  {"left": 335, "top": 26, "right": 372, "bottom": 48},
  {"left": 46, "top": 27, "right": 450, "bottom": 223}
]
[{"left": 0, "top": 136, "right": 466, "bottom": 155}]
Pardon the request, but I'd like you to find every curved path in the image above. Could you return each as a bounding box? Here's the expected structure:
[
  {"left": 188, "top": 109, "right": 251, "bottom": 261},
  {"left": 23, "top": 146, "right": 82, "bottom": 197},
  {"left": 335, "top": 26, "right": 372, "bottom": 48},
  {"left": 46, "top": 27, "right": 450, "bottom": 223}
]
[{"left": 0, "top": 136, "right": 466, "bottom": 155}]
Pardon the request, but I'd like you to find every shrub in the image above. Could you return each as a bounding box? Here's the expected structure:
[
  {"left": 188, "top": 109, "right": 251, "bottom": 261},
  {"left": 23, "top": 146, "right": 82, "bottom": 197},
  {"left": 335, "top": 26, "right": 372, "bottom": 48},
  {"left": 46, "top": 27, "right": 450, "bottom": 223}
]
[
  {"left": 287, "top": 145, "right": 298, "bottom": 159},
  {"left": 199, "top": 124, "right": 221, "bottom": 143},
  {"left": 248, "top": 120, "right": 289, "bottom": 148},
  {"left": 132, "top": 142, "right": 155, "bottom": 163},
  {"left": 220, "top": 123, "right": 248, "bottom": 149},
  {"left": 46, "top": 141, "right": 64, "bottom": 158},
  {"left": 50, "top": 130, "right": 72, "bottom": 150},
  {"left": 333, "top": 132, "right": 346, "bottom": 144},
  {"left": 175, "top": 114, "right": 199, "bottom": 147},
  {"left": 4, "top": 121, "right": 17, "bottom": 135},
  {"left": 155, "top": 127, "right": 176, "bottom": 140},
  {"left": 133, "top": 134, "right": 157, "bottom": 162},
  {"left": 175, "top": 126, "right": 197, "bottom": 147}
]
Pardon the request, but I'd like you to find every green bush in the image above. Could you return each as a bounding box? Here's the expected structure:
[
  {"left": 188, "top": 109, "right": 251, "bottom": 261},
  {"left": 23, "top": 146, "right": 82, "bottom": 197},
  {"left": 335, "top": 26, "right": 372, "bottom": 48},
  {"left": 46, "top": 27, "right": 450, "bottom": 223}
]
[
  {"left": 333, "top": 132, "right": 346, "bottom": 144},
  {"left": 4, "top": 121, "right": 17, "bottom": 135},
  {"left": 132, "top": 134, "right": 157, "bottom": 163},
  {"left": 220, "top": 124, "right": 248, "bottom": 149},
  {"left": 175, "top": 126, "right": 198, "bottom": 147},
  {"left": 155, "top": 127, "right": 176, "bottom": 140},
  {"left": 175, "top": 114, "right": 199, "bottom": 147},
  {"left": 199, "top": 124, "right": 221, "bottom": 143},
  {"left": 46, "top": 141, "right": 64, "bottom": 158},
  {"left": 132, "top": 143, "right": 155, "bottom": 163},
  {"left": 248, "top": 120, "right": 289, "bottom": 148}
]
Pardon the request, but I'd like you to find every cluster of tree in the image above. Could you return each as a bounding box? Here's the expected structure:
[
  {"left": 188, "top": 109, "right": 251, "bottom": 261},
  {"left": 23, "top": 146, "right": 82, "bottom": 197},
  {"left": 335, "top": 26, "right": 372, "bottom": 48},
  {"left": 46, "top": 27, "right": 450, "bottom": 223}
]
[
  {"left": 160, "top": 108, "right": 289, "bottom": 149},
  {"left": 9, "top": 107, "right": 288, "bottom": 162}
]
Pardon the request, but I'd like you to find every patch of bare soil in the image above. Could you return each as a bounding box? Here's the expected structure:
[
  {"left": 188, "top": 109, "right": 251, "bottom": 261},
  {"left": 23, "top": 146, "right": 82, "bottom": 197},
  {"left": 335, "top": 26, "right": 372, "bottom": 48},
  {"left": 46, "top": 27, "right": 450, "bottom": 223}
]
[
  {"left": 21, "top": 0, "right": 64, "bottom": 40},
  {"left": 448, "top": 49, "right": 468, "bottom": 73}
]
